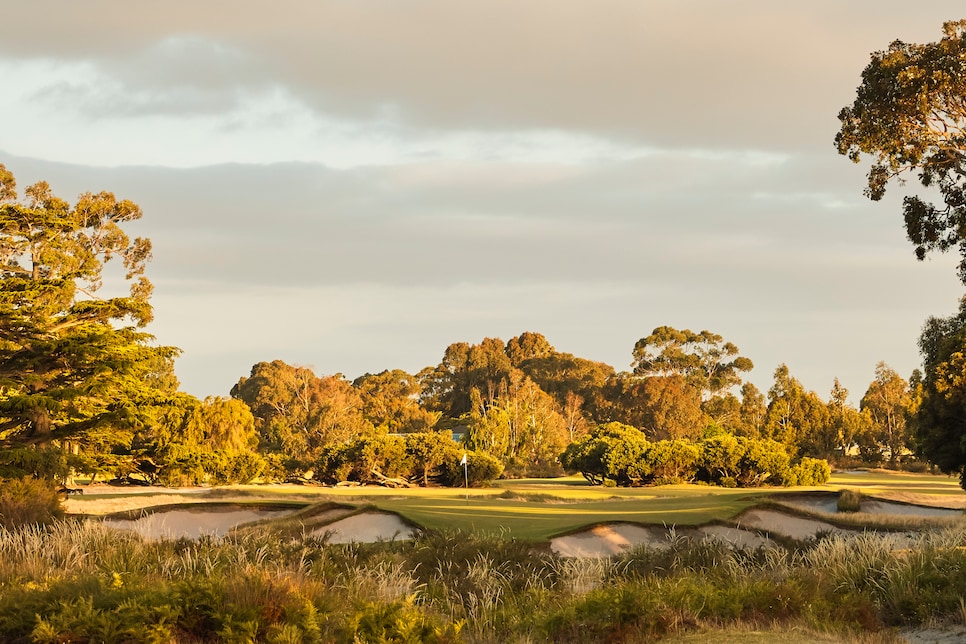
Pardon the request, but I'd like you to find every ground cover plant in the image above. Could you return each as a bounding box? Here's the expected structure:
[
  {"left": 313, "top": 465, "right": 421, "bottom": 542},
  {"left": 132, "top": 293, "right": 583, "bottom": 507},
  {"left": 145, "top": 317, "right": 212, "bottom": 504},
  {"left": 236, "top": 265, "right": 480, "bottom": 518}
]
[{"left": 4, "top": 515, "right": 966, "bottom": 643}]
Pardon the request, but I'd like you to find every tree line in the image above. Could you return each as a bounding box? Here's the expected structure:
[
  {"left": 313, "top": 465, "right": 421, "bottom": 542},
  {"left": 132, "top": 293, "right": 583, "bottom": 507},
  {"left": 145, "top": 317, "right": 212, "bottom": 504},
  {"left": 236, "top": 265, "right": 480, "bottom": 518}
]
[
  {"left": 8, "top": 16, "right": 966, "bottom": 491},
  {"left": 0, "top": 157, "right": 917, "bottom": 491}
]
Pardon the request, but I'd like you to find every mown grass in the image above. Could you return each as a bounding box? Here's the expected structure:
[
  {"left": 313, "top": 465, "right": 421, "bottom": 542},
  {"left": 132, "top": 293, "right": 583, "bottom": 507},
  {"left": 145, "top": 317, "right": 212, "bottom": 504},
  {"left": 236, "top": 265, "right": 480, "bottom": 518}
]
[{"left": 65, "top": 469, "right": 966, "bottom": 542}]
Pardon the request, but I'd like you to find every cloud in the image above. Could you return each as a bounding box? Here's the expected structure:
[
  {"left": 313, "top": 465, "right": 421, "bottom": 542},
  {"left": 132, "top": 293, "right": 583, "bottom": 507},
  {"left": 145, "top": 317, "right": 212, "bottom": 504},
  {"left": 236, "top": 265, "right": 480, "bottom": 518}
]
[{"left": 3, "top": 1, "right": 965, "bottom": 156}]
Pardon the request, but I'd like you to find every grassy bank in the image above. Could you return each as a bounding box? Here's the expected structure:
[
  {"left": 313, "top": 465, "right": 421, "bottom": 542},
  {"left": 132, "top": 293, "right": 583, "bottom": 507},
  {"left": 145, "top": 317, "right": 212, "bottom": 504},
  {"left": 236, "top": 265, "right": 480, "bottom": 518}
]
[{"left": 4, "top": 520, "right": 966, "bottom": 642}]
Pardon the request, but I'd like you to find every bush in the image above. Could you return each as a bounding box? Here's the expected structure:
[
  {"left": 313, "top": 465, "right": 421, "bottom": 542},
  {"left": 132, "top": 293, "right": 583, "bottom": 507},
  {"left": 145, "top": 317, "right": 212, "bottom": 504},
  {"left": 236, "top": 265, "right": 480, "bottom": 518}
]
[
  {"left": 444, "top": 452, "right": 504, "bottom": 486},
  {"left": 837, "top": 489, "right": 862, "bottom": 513},
  {"left": 0, "top": 477, "right": 64, "bottom": 529},
  {"left": 792, "top": 457, "right": 831, "bottom": 486}
]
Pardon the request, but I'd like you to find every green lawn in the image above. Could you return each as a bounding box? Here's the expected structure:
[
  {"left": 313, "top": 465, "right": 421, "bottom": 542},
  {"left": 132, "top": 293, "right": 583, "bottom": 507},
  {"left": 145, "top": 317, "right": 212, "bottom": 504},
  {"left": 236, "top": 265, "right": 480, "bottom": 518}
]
[{"left": 69, "top": 470, "right": 966, "bottom": 541}]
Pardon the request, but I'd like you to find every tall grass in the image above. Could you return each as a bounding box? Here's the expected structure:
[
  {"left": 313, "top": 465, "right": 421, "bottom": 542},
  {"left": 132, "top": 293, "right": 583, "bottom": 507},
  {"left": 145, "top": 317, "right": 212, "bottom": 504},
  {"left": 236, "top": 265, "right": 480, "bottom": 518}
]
[{"left": 3, "top": 520, "right": 966, "bottom": 642}]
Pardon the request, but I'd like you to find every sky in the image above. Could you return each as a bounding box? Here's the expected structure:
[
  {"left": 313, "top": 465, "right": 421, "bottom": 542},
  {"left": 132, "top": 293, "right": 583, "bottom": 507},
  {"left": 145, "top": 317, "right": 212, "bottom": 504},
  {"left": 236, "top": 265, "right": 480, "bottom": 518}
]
[{"left": 2, "top": 2, "right": 965, "bottom": 402}]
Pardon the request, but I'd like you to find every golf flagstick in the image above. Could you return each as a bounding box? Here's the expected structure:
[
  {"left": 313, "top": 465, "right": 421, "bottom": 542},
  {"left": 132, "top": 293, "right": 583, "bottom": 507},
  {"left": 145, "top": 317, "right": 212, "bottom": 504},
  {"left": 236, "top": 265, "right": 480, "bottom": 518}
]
[{"left": 460, "top": 452, "right": 468, "bottom": 502}]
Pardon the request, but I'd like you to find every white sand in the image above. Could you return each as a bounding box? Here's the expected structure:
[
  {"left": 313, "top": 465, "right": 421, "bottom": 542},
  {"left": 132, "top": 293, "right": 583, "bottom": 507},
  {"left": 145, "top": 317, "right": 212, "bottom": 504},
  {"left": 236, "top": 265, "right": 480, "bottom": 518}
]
[
  {"left": 309, "top": 512, "right": 416, "bottom": 543},
  {"left": 698, "top": 525, "right": 774, "bottom": 549},
  {"left": 103, "top": 507, "right": 295, "bottom": 540},
  {"left": 862, "top": 500, "right": 962, "bottom": 517},
  {"left": 738, "top": 509, "right": 843, "bottom": 541},
  {"left": 550, "top": 523, "right": 668, "bottom": 558}
]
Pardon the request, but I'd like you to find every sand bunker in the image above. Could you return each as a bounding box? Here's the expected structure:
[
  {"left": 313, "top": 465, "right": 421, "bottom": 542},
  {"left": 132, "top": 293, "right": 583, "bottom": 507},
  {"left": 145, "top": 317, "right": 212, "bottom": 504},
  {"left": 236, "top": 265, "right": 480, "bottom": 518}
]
[
  {"left": 862, "top": 500, "right": 961, "bottom": 517},
  {"left": 738, "top": 509, "right": 843, "bottom": 541},
  {"left": 551, "top": 524, "right": 669, "bottom": 558},
  {"left": 309, "top": 512, "right": 416, "bottom": 543},
  {"left": 778, "top": 495, "right": 962, "bottom": 518},
  {"left": 698, "top": 525, "right": 774, "bottom": 550},
  {"left": 103, "top": 506, "right": 295, "bottom": 540}
]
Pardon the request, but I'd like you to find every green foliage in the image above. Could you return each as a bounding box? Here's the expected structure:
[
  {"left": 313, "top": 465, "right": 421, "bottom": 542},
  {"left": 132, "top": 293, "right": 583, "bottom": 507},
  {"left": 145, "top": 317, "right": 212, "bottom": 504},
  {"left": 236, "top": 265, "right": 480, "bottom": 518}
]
[
  {"left": 0, "top": 446, "right": 73, "bottom": 480},
  {"left": 344, "top": 599, "right": 462, "bottom": 644},
  {"left": 0, "top": 164, "right": 180, "bottom": 456},
  {"left": 861, "top": 363, "right": 914, "bottom": 465},
  {"left": 0, "top": 476, "right": 63, "bottom": 529},
  {"left": 405, "top": 431, "right": 461, "bottom": 486},
  {"left": 913, "top": 298, "right": 966, "bottom": 483},
  {"left": 632, "top": 326, "right": 753, "bottom": 398},
  {"left": 563, "top": 423, "right": 819, "bottom": 489},
  {"left": 444, "top": 451, "right": 503, "bottom": 486},
  {"left": 231, "top": 360, "right": 373, "bottom": 468},
  {"left": 836, "top": 20, "right": 966, "bottom": 282},
  {"left": 155, "top": 444, "right": 266, "bottom": 486},
  {"left": 613, "top": 373, "right": 708, "bottom": 440},
  {"left": 560, "top": 422, "right": 648, "bottom": 485},
  {"left": 789, "top": 457, "right": 832, "bottom": 486},
  {"left": 354, "top": 369, "right": 441, "bottom": 434}
]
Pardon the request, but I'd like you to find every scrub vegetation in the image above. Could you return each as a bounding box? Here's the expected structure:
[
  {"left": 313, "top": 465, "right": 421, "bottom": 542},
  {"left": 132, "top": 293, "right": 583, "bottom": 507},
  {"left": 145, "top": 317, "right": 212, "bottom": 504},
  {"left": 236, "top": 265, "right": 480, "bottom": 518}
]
[{"left": 2, "top": 517, "right": 966, "bottom": 643}]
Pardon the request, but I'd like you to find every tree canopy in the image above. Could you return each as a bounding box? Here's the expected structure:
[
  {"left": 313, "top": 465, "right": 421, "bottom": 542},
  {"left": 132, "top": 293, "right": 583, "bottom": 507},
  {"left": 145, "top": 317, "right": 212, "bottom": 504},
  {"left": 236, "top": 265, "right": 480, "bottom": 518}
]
[
  {"left": 0, "top": 164, "right": 178, "bottom": 465},
  {"left": 836, "top": 20, "right": 966, "bottom": 281},
  {"left": 632, "top": 326, "right": 753, "bottom": 399}
]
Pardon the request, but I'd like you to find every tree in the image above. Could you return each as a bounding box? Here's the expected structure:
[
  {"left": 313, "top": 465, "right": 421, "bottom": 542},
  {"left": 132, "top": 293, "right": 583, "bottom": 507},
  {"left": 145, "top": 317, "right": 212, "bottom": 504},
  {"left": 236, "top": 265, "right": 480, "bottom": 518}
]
[
  {"left": 836, "top": 21, "right": 966, "bottom": 282},
  {"left": 464, "top": 372, "right": 568, "bottom": 476},
  {"left": 632, "top": 326, "right": 753, "bottom": 399},
  {"left": 404, "top": 430, "right": 461, "bottom": 486},
  {"left": 505, "top": 331, "right": 555, "bottom": 365},
  {"left": 231, "top": 360, "right": 373, "bottom": 465},
  {"left": 0, "top": 164, "right": 178, "bottom": 472},
  {"left": 825, "top": 379, "right": 872, "bottom": 461},
  {"left": 418, "top": 337, "right": 514, "bottom": 417},
  {"left": 182, "top": 397, "right": 258, "bottom": 454},
  {"left": 912, "top": 299, "right": 966, "bottom": 480},
  {"left": 354, "top": 369, "right": 440, "bottom": 434},
  {"left": 736, "top": 382, "right": 767, "bottom": 437},
  {"left": 560, "top": 422, "right": 649, "bottom": 486},
  {"left": 762, "top": 365, "right": 829, "bottom": 456},
  {"left": 860, "top": 362, "right": 914, "bottom": 465},
  {"left": 617, "top": 374, "right": 708, "bottom": 440}
]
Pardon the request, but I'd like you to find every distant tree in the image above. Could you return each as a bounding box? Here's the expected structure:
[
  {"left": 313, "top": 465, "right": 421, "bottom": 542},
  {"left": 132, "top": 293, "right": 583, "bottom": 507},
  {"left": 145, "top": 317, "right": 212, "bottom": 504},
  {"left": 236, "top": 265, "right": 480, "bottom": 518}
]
[
  {"left": 701, "top": 393, "right": 741, "bottom": 433},
  {"left": 516, "top": 350, "right": 615, "bottom": 424},
  {"left": 736, "top": 382, "right": 767, "bottom": 437},
  {"left": 763, "top": 365, "right": 829, "bottom": 456},
  {"left": 405, "top": 431, "right": 461, "bottom": 486},
  {"left": 617, "top": 374, "right": 708, "bottom": 440},
  {"left": 560, "top": 422, "right": 649, "bottom": 486},
  {"left": 836, "top": 20, "right": 966, "bottom": 282},
  {"left": 861, "top": 363, "right": 914, "bottom": 465},
  {"left": 354, "top": 369, "right": 440, "bottom": 433},
  {"left": 418, "top": 338, "right": 514, "bottom": 417},
  {"left": 824, "top": 379, "right": 872, "bottom": 461},
  {"left": 505, "top": 331, "right": 555, "bottom": 365},
  {"left": 632, "top": 326, "right": 753, "bottom": 399},
  {"left": 464, "top": 372, "right": 568, "bottom": 476},
  {"left": 231, "top": 360, "right": 373, "bottom": 465},
  {"left": 0, "top": 164, "right": 179, "bottom": 477},
  {"left": 182, "top": 397, "right": 258, "bottom": 454}
]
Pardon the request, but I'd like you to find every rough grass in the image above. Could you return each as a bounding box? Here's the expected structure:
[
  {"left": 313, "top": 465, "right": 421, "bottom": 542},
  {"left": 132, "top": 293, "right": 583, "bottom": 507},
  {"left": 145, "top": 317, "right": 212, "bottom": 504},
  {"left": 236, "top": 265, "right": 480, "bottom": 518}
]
[{"left": 6, "top": 517, "right": 966, "bottom": 642}]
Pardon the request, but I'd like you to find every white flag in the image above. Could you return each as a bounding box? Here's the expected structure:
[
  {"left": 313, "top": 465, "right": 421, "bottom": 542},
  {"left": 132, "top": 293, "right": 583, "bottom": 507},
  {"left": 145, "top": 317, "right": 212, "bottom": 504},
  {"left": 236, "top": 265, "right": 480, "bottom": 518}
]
[{"left": 460, "top": 453, "right": 467, "bottom": 466}]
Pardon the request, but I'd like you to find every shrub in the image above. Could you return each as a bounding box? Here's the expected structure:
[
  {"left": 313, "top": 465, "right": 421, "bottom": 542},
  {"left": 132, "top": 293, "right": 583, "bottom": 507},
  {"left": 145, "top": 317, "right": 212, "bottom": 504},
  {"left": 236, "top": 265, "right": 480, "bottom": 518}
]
[
  {"left": 0, "top": 477, "right": 64, "bottom": 529},
  {"left": 791, "top": 457, "right": 831, "bottom": 486},
  {"left": 445, "top": 452, "right": 504, "bottom": 486},
  {"left": 838, "top": 489, "right": 862, "bottom": 513}
]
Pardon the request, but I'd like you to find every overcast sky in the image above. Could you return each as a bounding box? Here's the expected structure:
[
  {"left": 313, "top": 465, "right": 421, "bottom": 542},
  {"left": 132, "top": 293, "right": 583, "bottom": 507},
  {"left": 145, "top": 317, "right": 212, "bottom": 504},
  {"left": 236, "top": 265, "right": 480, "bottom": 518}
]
[{"left": 2, "top": 2, "right": 964, "bottom": 402}]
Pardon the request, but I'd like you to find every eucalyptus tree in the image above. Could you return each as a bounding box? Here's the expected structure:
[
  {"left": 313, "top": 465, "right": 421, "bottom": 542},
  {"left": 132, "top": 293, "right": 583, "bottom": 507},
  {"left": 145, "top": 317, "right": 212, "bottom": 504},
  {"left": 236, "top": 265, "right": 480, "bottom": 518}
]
[
  {"left": 837, "top": 20, "right": 966, "bottom": 281},
  {"left": 632, "top": 326, "right": 753, "bottom": 400}
]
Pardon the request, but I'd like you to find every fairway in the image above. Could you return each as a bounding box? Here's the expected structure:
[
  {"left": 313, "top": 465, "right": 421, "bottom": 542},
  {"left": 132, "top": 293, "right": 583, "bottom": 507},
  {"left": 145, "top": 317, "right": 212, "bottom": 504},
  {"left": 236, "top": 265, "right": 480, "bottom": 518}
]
[{"left": 66, "top": 469, "right": 966, "bottom": 542}]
